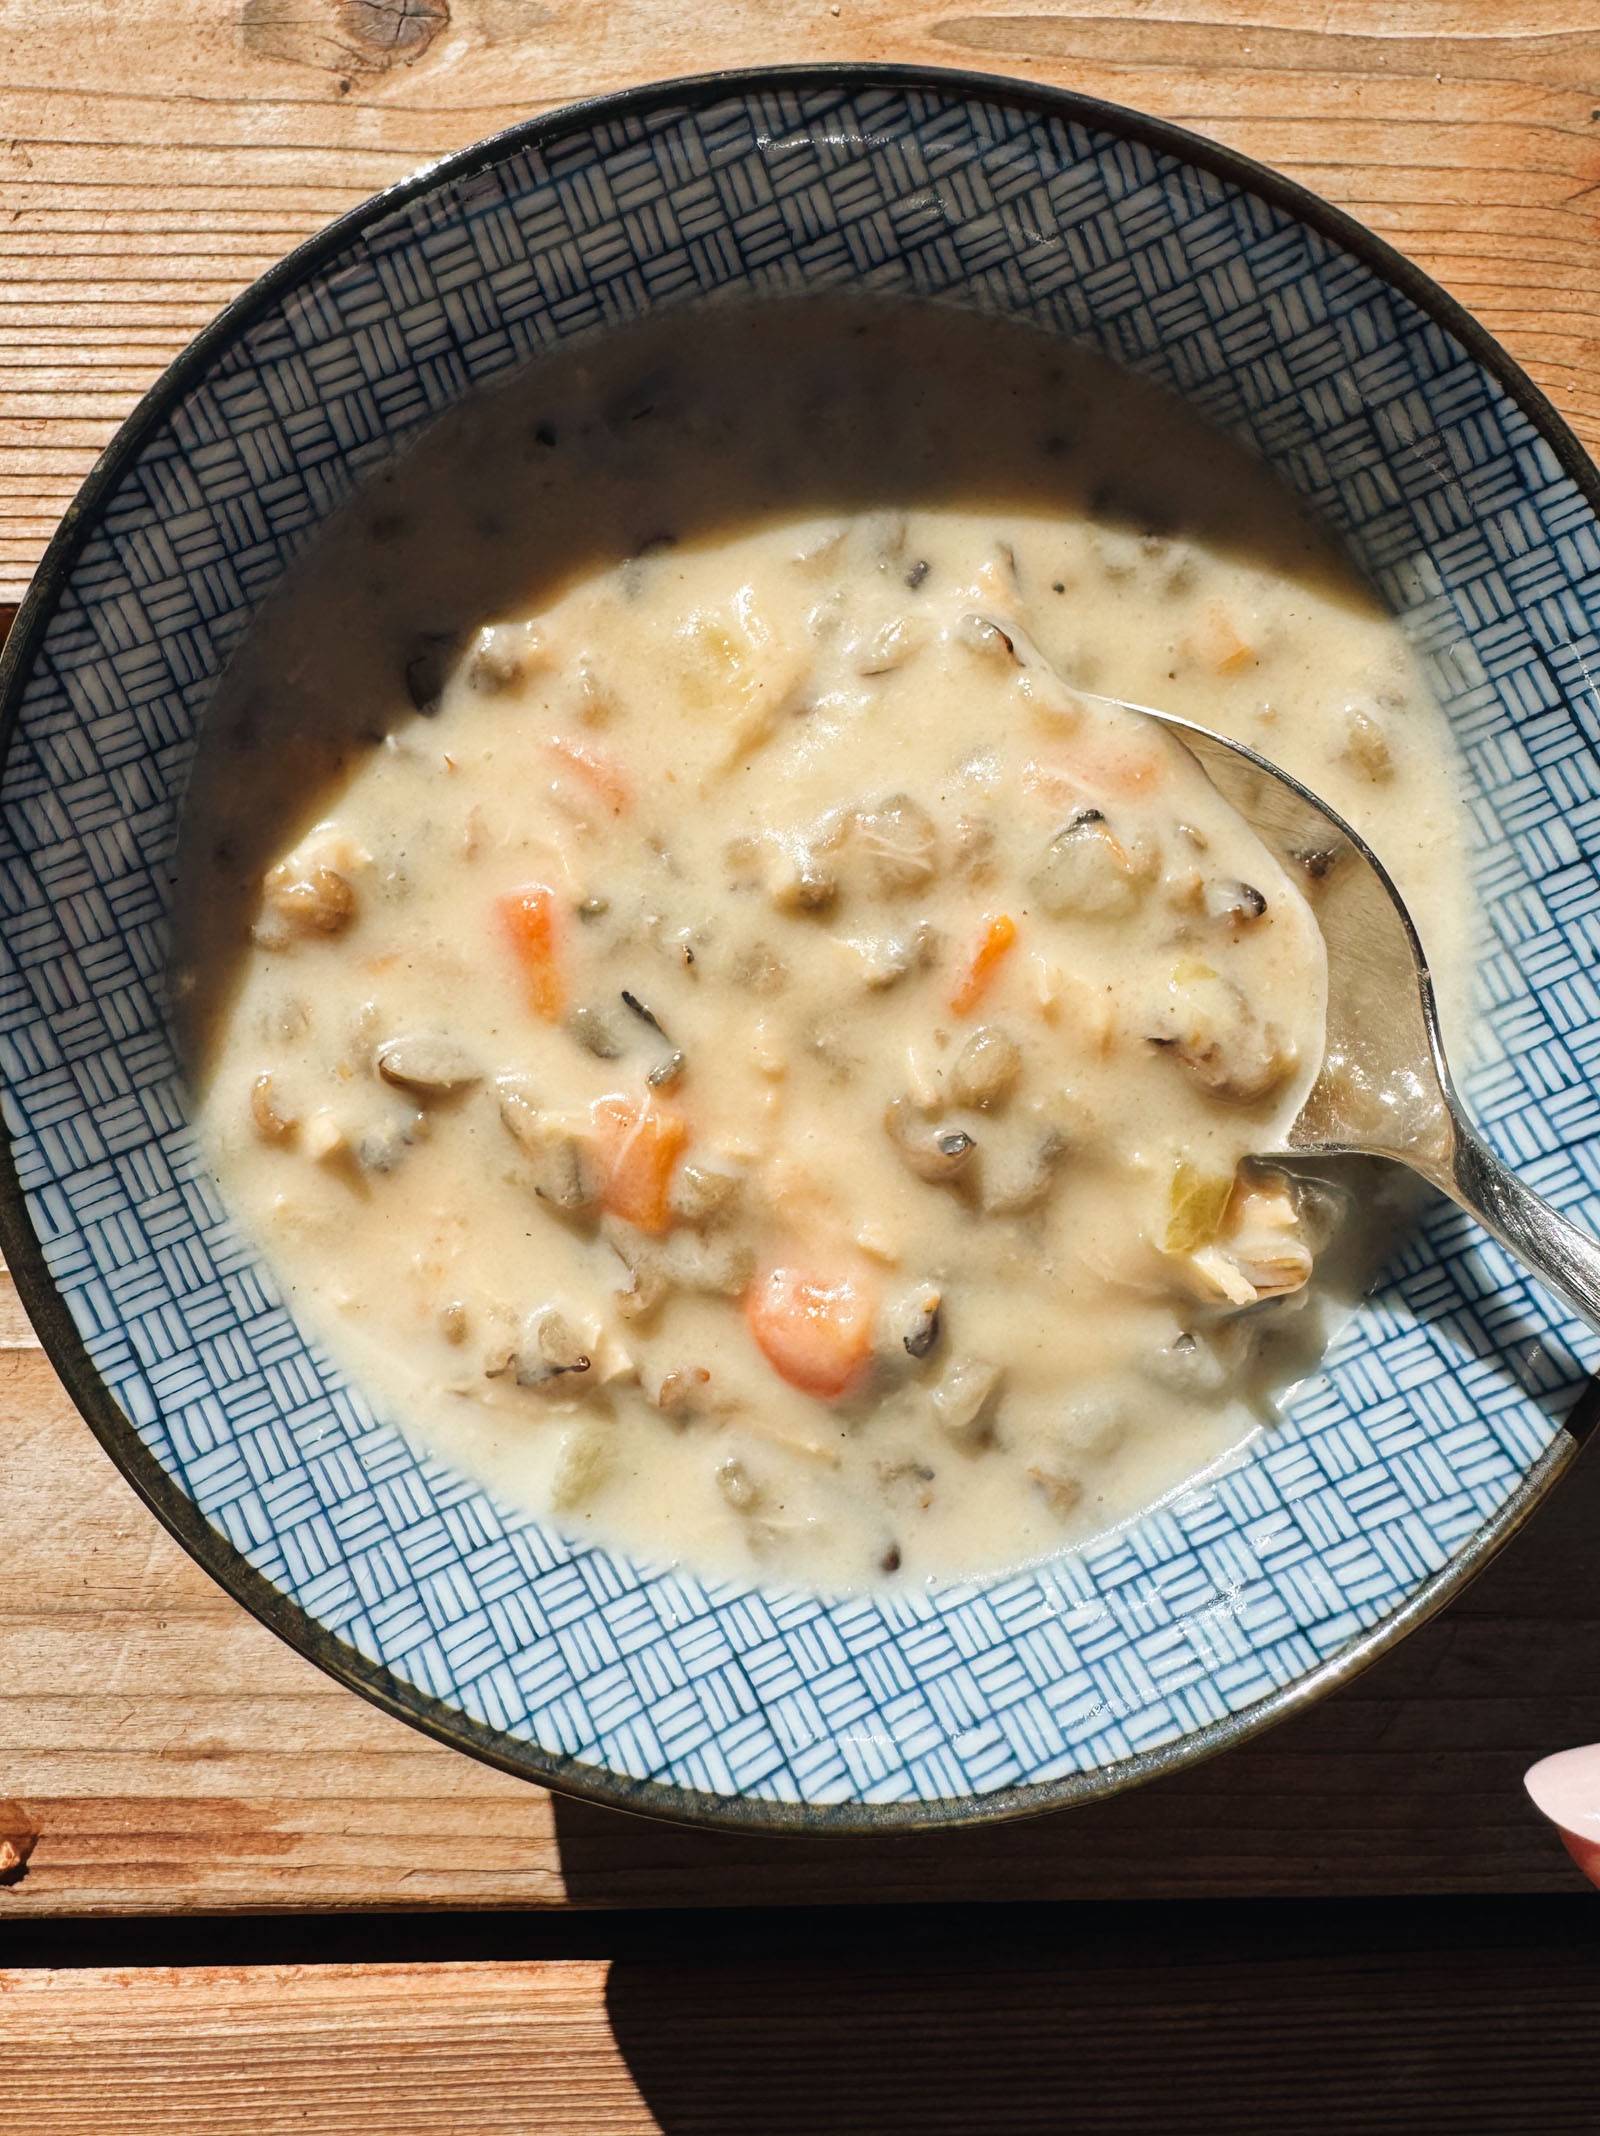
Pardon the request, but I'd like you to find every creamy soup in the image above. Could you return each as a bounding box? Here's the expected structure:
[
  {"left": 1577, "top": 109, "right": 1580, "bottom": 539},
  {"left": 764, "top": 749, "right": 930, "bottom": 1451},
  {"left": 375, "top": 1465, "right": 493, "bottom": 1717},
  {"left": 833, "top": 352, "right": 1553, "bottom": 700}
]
[{"left": 176, "top": 299, "right": 1474, "bottom": 1590}]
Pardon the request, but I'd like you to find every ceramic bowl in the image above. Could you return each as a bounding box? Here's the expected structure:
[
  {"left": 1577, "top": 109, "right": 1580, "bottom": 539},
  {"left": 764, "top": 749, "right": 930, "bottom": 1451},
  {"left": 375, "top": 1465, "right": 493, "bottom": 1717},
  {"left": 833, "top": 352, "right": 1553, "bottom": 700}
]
[{"left": 3, "top": 66, "right": 1597, "bottom": 1830}]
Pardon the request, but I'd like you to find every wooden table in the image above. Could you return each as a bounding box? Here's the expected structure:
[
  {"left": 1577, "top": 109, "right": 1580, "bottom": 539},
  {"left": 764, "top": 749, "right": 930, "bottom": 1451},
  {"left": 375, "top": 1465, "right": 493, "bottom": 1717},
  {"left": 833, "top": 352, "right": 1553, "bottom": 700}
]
[{"left": 5, "top": 6, "right": 1600, "bottom": 2127}]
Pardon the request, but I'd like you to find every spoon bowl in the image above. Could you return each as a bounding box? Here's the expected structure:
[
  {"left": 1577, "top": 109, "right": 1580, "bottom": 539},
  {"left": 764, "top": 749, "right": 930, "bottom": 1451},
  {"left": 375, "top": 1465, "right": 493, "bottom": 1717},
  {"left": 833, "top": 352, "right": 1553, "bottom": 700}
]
[{"left": 1084, "top": 689, "right": 1600, "bottom": 1335}]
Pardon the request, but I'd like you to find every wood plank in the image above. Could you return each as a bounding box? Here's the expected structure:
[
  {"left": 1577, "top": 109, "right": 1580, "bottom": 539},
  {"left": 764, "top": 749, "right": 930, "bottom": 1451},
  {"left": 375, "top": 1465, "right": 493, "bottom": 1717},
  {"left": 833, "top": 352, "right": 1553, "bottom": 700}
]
[
  {"left": 6, "top": 1911, "right": 1600, "bottom": 2134},
  {"left": 3, "top": 11, "right": 1600, "bottom": 1915},
  {"left": 0, "top": 1276, "right": 1595, "bottom": 1914},
  {"left": 1, "top": 3, "right": 1598, "bottom": 601},
  {"left": 0, "top": 1962, "right": 639, "bottom": 2134}
]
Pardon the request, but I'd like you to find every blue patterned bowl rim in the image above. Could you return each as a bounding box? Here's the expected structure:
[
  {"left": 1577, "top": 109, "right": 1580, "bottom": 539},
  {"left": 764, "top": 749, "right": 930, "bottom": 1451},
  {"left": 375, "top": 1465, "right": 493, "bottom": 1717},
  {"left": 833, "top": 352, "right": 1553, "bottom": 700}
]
[{"left": 0, "top": 63, "right": 1593, "bottom": 1834}]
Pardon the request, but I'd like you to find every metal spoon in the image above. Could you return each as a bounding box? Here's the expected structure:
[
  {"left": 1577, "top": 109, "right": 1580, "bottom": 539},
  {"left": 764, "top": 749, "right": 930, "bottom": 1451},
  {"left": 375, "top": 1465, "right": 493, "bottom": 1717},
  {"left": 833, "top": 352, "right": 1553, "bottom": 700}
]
[{"left": 1091, "top": 687, "right": 1600, "bottom": 1333}]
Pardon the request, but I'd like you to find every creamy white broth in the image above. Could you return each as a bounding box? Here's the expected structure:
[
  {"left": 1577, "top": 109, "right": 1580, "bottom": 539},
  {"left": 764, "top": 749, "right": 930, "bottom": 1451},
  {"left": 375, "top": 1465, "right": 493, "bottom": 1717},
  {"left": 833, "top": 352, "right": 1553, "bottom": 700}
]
[{"left": 175, "top": 299, "right": 1474, "bottom": 1590}]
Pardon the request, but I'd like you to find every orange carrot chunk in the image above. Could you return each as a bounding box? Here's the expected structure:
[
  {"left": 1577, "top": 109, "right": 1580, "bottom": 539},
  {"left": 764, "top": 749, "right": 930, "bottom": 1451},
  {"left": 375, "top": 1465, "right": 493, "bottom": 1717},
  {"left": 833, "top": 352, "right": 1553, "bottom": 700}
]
[
  {"left": 745, "top": 1266, "right": 876, "bottom": 1401},
  {"left": 546, "top": 736, "right": 632, "bottom": 817},
  {"left": 1023, "top": 737, "right": 1164, "bottom": 803},
  {"left": 592, "top": 1094, "right": 688, "bottom": 1234},
  {"left": 1193, "top": 604, "right": 1256, "bottom": 675},
  {"left": 498, "top": 884, "right": 563, "bottom": 1021},
  {"left": 949, "top": 913, "right": 1018, "bottom": 1017}
]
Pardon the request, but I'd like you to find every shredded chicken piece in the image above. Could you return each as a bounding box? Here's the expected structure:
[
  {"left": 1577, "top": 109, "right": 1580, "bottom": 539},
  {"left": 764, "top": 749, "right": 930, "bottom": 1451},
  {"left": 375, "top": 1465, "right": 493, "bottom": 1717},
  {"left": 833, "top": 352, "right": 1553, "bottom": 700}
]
[{"left": 1182, "top": 1173, "right": 1314, "bottom": 1306}]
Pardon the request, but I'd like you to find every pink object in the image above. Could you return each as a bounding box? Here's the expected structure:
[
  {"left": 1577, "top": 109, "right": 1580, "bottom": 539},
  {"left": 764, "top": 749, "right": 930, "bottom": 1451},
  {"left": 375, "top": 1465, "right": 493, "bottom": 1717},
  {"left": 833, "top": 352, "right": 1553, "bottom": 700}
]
[{"left": 1525, "top": 1747, "right": 1600, "bottom": 1886}]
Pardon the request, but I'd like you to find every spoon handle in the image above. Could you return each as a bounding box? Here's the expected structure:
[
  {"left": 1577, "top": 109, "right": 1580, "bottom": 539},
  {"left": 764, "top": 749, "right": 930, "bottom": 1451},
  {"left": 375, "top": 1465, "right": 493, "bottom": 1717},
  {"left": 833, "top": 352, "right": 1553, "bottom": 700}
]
[{"left": 1430, "top": 1119, "right": 1600, "bottom": 1336}]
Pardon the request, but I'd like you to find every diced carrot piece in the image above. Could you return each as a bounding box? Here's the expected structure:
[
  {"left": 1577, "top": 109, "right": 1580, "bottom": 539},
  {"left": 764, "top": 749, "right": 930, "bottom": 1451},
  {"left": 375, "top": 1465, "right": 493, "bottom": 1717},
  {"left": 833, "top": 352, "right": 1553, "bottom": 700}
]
[
  {"left": 592, "top": 1094, "right": 688, "bottom": 1234},
  {"left": 949, "top": 913, "right": 1018, "bottom": 1017},
  {"left": 1085, "top": 744, "right": 1161, "bottom": 797},
  {"left": 546, "top": 736, "right": 632, "bottom": 816},
  {"left": 1020, "top": 760, "right": 1079, "bottom": 809},
  {"left": 498, "top": 884, "right": 563, "bottom": 1020},
  {"left": 1194, "top": 604, "right": 1256, "bottom": 675},
  {"left": 1023, "top": 736, "right": 1163, "bottom": 803},
  {"left": 745, "top": 1265, "right": 876, "bottom": 1401}
]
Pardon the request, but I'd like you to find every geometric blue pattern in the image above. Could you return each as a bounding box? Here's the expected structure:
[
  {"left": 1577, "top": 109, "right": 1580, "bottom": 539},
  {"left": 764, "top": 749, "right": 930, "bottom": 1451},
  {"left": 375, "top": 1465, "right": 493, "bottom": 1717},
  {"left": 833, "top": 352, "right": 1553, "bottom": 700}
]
[{"left": 2, "top": 70, "right": 1597, "bottom": 1818}]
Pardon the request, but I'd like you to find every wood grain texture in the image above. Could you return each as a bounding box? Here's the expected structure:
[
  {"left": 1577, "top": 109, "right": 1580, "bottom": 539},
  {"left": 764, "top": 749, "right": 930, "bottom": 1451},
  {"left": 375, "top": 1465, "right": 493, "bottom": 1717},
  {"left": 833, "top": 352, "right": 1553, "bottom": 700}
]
[
  {"left": 2, "top": 6, "right": 1599, "bottom": 1918},
  {"left": 0, "top": 1962, "right": 637, "bottom": 2133},
  {"left": 7, "top": 1911, "right": 1600, "bottom": 2134},
  {"left": 1, "top": 2, "right": 1598, "bottom": 603}
]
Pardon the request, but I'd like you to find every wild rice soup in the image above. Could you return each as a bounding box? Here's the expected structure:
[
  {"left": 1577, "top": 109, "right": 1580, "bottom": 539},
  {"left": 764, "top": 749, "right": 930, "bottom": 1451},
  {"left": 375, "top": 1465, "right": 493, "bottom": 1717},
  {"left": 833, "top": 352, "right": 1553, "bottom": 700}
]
[{"left": 176, "top": 300, "right": 1474, "bottom": 1589}]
